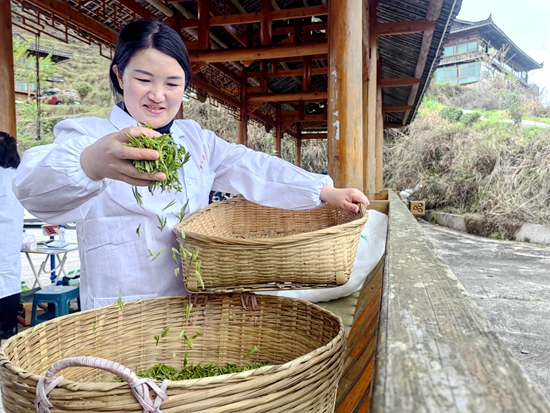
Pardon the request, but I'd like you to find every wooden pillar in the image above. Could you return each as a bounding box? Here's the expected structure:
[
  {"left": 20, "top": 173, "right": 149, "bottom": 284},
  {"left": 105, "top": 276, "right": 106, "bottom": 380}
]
[
  {"left": 376, "top": 83, "right": 384, "bottom": 192},
  {"left": 328, "top": 0, "right": 363, "bottom": 189},
  {"left": 238, "top": 69, "right": 248, "bottom": 146},
  {"left": 0, "top": 0, "right": 17, "bottom": 138},
  {"left": 197, "top": 0, "right": 210, "bottom": 50},
  {"left": 295, "top": 125, "right": 302, "bottom": 167},
  {"left": 274, "top": 103, "right": 282, "bottom": 157},
  {"left": 364, "top": 0, "right": 378, "bottom": 197}
]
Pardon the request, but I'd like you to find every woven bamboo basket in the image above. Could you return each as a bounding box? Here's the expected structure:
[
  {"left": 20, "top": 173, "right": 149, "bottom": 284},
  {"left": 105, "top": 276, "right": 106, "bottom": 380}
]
[
  {"left": 173, "top": 198, "right": 368, "bottom": 292},
  {"left": 0, "top": 294, "right": 345, "bottom": 413}
]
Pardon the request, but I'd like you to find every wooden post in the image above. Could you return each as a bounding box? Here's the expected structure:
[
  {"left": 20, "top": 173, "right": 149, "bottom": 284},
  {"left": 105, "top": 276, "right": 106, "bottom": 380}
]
[
  {"left": 274, "top": 103, "right": 282, "bottom": 157},
  {"left": 0, "top": 0, "right": 17, "bottom": 138},
  {"left": 328, "top": 0, "right": 363, "bottom": 189},
  {"left": 197, "top": 0, "right": 210, "bottom": 50},
  {"left": 364, "top": 0, "right": 378, "bottom": 197},
  {"left": 238, "top": 69, "right": 248, "bottom": 146},
  {"left": 376, "top": 83, "right": 384, "bottom": 192},
  {"left": 295, "top": 136, "right": 302, "bottom": 167}
]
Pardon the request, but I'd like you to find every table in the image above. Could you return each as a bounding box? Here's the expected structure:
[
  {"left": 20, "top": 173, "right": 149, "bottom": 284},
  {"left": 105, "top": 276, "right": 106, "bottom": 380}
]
[{"left": 23, "top": 244, "right": 79, "bottom": 289}]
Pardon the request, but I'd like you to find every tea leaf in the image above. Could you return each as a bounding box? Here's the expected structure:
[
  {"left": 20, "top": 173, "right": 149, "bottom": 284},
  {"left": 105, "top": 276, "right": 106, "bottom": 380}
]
[{"left": 148, "top": 247, "right": 166, "bottom": 262}]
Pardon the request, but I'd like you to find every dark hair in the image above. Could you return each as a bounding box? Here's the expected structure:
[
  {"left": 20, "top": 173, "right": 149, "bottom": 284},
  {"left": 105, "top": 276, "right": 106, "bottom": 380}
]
[
  {"left": 0, "top": 132, "right": 20, "bottom": 169},
  {"left": 109, "top": 19, "right": 191, "bottom": 96}
]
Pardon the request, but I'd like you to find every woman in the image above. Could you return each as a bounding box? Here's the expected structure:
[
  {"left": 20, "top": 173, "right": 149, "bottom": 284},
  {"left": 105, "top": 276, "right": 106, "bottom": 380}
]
[
  {"left": 14, "top": 20, "right": 369, "bottom": 310},
  {"left": 0, "top": 132, "right": 24, "bottom": 339}
]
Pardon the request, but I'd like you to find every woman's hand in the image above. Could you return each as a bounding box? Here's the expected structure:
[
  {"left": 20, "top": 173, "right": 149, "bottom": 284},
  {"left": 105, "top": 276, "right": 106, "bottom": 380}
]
[
  {"left": 320, "top": 186, "right": 370, "bottom": 214},
  {"left": 81, "top": 126, "right": 166, "bottom": 186}
]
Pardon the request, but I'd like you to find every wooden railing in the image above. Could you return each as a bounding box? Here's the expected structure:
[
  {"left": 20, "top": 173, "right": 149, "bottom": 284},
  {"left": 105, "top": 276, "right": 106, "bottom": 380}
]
[{"left": 370, "top": 191, "right": 550, "bottom": 413}]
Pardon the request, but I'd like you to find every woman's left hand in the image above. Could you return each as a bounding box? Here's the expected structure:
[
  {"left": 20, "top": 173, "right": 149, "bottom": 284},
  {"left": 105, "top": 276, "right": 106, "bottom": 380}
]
[{"left": 320, "top": 186, "right": 370, "bottom": 214}]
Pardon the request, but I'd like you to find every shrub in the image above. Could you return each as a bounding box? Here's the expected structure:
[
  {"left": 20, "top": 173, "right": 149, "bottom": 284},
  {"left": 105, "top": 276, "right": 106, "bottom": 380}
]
[
  {"left": 462, "top": 111, "right": 482, "bottom": 125},
  {"left": 76, "top": 81, "right": 93, "bottom": 100},
  {"left": 440, "top": 106, "right": 463, "bottom": 122}
]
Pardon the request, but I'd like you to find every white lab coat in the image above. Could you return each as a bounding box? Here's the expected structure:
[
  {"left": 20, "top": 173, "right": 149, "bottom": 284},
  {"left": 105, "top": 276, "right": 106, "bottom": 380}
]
[
  {"left": 14, "top": 105, "right": 333, "bottom": 310},
  {"left": 1, "top": 167, "right": 24, "bottom": 299}
]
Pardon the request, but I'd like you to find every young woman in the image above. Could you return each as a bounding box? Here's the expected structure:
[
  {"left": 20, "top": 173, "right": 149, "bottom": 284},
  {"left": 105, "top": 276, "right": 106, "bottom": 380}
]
[
  {"left": 14, "top": 20, "right": 369, "bottom": 310},
  {"left": 0, "top": 132, "right": 24, "bottom": 339}
]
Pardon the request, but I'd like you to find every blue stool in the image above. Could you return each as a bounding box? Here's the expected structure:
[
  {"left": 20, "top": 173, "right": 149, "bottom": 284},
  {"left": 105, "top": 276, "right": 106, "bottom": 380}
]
[{"left": 31, "top": 285, "right": 81, "bottom": 326}]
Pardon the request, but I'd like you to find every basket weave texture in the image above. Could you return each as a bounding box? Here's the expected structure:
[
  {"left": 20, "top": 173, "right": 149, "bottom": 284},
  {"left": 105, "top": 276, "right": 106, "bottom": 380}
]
[
  {"left": 173, "top": 198, "right": 368, "bottom": 292},
  {"left": 0, "top": 294, "right": 346, "bottom": 412}
]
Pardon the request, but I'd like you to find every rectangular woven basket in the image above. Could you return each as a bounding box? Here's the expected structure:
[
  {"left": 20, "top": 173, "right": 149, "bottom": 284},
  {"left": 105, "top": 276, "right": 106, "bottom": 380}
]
[{"left": 173, "top": 198, "right": 368, "bottom": 293}]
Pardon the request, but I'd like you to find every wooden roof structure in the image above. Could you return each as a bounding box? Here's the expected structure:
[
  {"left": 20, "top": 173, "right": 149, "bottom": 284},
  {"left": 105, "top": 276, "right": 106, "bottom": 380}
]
[{"left": 2, "top": 0, "right": 461, "bottom": 196}]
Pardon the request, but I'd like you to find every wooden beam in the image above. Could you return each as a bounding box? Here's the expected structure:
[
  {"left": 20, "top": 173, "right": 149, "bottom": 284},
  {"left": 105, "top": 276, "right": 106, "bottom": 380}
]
[
  {"left": 197, "top": 0, "right": 210, "bottom": 50},
  {"left": 280, "top": 112, "right": 327, "bottom": 122},
  {"left": 1, "top": 0, "right": 16, "bottom": 137},
  {"left": 376, "top": 19, "right": 437, "bottom": 37},
  {"left": 247, "top": 66, "right": 327, "bottom": 78},
  {"left": 380, "top": 77, "right": 420, "bottom": 87},
  {"left": 260, "top": 0, "right": 272, "bottom": 46},
  {"left": 191, "top": 77, "right": 240, "bottom": 108},
  {"left": 383, "top": 105, "right": 413, "bottom": 113},
  {"left": 328, "top": 0, "right": 363, "bottom": 189},
  {"left": 295, "top": 134, "right": 302, "bottom": 167},
  {"left": 364, "top": 0, "right": 377, "bottom": 197},
  {"left": 300, "top": 133, "right": 328, "bottom": 139},
  {"left": 303, "top": 56, "right": 312, "bottom": 91},
  {"left": 272, "top": 22, "right": 327, "bottom": 36},
  {"left": 180, "top": 5, "right": 328, "bottom": 28},
  {"left": 188, "top": 42, "right": 328, "bottom": 63},
  {"left": 384, "top": 123, "right": 407, "bottom": 129},
  {"left": 248, "top": 91, "right": 327, "bottom": 103}
]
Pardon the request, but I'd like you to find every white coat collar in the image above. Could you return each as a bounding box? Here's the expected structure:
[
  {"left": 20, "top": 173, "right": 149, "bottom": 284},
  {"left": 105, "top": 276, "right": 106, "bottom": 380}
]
[{"left": 109, "top": 103, "right": 138, "bottom": 131}]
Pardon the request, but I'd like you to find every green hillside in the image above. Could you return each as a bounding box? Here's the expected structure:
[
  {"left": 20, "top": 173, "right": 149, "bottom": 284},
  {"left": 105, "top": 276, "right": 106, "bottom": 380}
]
[{"left": 385, "top": 81, "right": 550, "bottom": 238}]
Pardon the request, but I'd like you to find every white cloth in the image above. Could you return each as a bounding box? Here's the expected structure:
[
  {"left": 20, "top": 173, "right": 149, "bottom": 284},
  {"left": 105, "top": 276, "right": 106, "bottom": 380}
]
[
  {"left": 0, "top": 167, "right": 24, "bottom": 299},
  {"left": 262, "top": 210, "right": 388, "bottom": 302},
  {"left": 13, "top": 105, "right": 333, "bottom": 310}
]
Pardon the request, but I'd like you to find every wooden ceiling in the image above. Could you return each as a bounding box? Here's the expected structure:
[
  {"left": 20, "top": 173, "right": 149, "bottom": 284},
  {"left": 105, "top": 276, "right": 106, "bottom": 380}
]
[{"left": 10, "top": 0, "right": 462, "bottom": 138}]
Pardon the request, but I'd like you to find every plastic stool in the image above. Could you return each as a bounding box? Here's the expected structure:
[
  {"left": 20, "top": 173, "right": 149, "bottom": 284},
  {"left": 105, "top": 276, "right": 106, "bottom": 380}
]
[{"left": 31, "top": 285, "right": 81, "bottom": 326}]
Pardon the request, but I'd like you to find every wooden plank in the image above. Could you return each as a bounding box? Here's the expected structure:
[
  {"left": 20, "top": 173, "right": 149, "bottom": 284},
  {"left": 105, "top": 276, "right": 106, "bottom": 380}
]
[
  {"left": 376, "top": 19, "right": 436, "bottom": 36},
  {"left": 376, "top": 85, "right": 384, "bottom": 192},
  {"left": 371, "top": 191, "right": 550, "bottom": 413},
  {"left": 188, "top": 42, "right": 328, "bottom": 63}
]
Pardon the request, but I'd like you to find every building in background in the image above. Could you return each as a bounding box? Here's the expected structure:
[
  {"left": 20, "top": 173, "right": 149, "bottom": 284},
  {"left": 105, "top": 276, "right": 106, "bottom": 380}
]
[
  {"left": 13, "top": 32, "right": 72, "bottom": 101},
  {"left": 435, "top": 15, "right": 543, "bottom": 88}
]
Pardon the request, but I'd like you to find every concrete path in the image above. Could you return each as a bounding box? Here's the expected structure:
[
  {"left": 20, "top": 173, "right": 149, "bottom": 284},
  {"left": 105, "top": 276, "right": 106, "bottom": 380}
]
[{"left": 420, "top": 220, "right": 550, "bottom": 402}]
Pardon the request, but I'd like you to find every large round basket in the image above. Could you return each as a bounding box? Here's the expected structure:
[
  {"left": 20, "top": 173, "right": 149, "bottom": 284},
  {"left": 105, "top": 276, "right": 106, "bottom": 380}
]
[
  {"left": 173, "top": 198, "right": 368, "bottom": 292},
  {"left": 0, "top": 294, "right": 345, "bottom": 413}
]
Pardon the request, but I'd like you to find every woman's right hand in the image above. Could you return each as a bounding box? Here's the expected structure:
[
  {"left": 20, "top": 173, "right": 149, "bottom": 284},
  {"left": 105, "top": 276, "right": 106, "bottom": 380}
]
[{"left": 81, "top": 126, "right": 166, "bottom": 186}]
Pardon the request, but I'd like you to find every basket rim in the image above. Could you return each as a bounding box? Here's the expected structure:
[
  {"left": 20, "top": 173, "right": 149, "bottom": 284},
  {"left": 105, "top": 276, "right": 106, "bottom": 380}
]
[
  {"left": 0, "top": 295, "right": 345, "bottom": 391},
  {"left": 173, "top": 199, "right": 368, "bottom": 246}
]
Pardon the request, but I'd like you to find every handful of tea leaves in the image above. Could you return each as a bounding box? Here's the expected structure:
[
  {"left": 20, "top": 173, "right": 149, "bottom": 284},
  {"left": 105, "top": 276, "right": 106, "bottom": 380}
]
[{"left": 126, "top": 129, "right": 190, "bottom": 199}]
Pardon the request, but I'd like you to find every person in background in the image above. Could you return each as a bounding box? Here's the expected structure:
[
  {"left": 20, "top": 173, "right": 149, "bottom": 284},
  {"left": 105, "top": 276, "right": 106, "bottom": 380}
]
[
  {"left": 13, "top": 19, "right": 369, "bottom": 311},
  {"left": 0, "top": 132, "right": 24, "bottom": 340}
]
